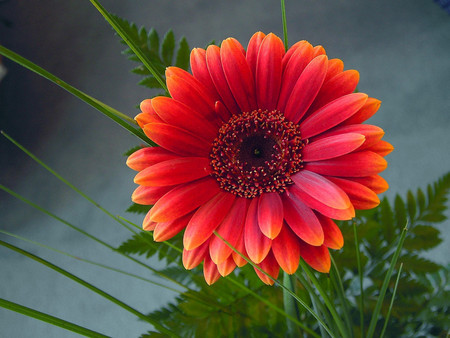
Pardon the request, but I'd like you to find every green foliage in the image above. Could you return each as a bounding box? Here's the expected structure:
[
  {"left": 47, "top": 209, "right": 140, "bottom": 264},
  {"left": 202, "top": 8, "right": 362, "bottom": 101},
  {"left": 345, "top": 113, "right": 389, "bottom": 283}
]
[
  {"left": 118, "top": 172, "right": 450, "bottom": 337},
  {"left": 125, "top": 203, "right": 152, "bottom": 214},
  {"left": 112, "top": 16, "right": 190, "bottom": 92}
]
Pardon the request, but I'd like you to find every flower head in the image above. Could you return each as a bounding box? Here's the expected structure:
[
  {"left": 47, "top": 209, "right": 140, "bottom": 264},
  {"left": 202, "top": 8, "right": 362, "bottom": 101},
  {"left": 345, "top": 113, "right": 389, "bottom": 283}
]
[{"left": 127, "top": 32, "right": 392, "bottom": 285}]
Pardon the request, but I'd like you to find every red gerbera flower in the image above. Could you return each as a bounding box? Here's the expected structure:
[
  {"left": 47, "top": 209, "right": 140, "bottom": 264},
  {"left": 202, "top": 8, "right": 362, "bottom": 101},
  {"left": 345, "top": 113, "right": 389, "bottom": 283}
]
[{"left": 127, "top": 32, "right": 392, "bottom": 285}]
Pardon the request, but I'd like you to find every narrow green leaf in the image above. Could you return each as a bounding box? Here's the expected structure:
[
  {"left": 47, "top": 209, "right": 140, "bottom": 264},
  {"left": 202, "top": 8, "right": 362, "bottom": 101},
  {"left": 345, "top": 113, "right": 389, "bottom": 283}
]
[
  {"left": 403, "top": 225, "right": 442, "bottom": 251},
  {"left": 366, "top": 226, "right": 408, "bottom": 338},
  {"left": 161, "top": 30, "right": 175, "bottom": 66},
  {"left": 139, "top": 76, "right": 165, "bottom": 89},
  {"left": 380, "top": 263, "right": 403, "bottom": 338},
  {"left": 394, "top": 194, "right": 407, "bottom": 229},
  {"left": 380, "top": 197, "right": 395, "bottom": 242},
  {"left": 353, "top": 222, "right": 365, "bottom": 335},
  {"left": 0, "top": 298, "right": 109, "bottom": 338},
  {"left": 406, "top": 190, "right": 416, "bottom": 221},
  {"left": 89, "top": 0, "right": 168, "bottom": 92},
  {"left": 0, "top": 46, "right": 150, "bottom": 143},
  {"left": 401, "top": 254, "right": 441, "bottom": 274},
  {"left": 148, "top": 28, "right": 160, "bottom": 54},
  {"left": 280, "top": 0, "right": 289, "bottom": 51},
  {"left": 175, "top": 37, "right": 190, "bottom": 71},
  {"left": 283, "top": 272, "right": 300, "bottom": 337},
  {"left": 126, "top": 203, "right": 152, "bottom": 214},
  {"left": 417, "top": 188, "right": 426, "bottom": 213},
  {"left": 0, "top": 240, "right": 177, "bottom": 336},
  {"left": 123, "top": 145, "right": 144, "bottom": 157}
]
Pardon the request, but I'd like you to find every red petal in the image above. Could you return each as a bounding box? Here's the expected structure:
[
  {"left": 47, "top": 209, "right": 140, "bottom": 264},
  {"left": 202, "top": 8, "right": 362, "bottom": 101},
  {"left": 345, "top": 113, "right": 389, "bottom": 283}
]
[
  {"left": 302, "top": 133, "right": 366, "bottom": 162},
  {"left": 258, "top": 192, "right": 284, "bottom": 239},
  {"left": 342, "top": 97, "right": 381, "bottom": 125},
  {"left": 134, "top": 157, "right": 211, "bottom": 186},
  {"left": 307, "top": 69, "right": 360, "bottom": 115},
  {"left": 284, "top": 55, "right": 328, "bottom": 123},
  {"left": 166, "top": 70, "right": 219, "bottom": 125},
  {"left": 288, "top": 184, "right": 355, "bottom": 220},
  {"left": 143, "top": 123, "right": 211, "bottom": 157},
  {"left": 149, "top": 177, "right": 220, "bottom": 222},
  {"left": 217, "top": 256, "right": 237, "bottom": 277},
  {"left": 151, "top": 96, "right": 218, "bottom": 141},
  {"left": 366, "top": 140, "right": 394, "bottom": 157},
  {"left": 300, "top": 93, "right": 368, "bottom": 138},
  {"left": 246, "top": 31, "right": 266, "bottom": 76},
  {"left": 203, "top": 255, "right": 221, "bottom": 285},
  {"left": 324, "top": 58, "right": 344, "bottom": 83},
  {"left": 183, "top": 239, "right": 210, "bottom": 270},
  {"left": 314, "top": 124, "right": 384, "bottom": 150},
  {"left": 153, "top": 212, "right": 192, "bottom": 242},
  {"left": 254, "top": 250, "right": 280, "bottom": 285},
  {"left": 206, "top": 45, "right": 240, "bottom": 115},
  {"left": 291, "top": 170, "right": 351, "bottom": 209},
  {"left": 209, "top": 198, "right": 248, "bottom": 264},
  {"left": 244, "top": 197, "right": 272, "bottom": 264},
  {"left": 299, "top": 241, "right": 331, "bottom": 273},
  {"left": 316, "top": 213, "right": 344, "bottom": 249},
  {"left": 312, "top": 45, "right": 326, "bottom": 57},
  {"left": 190, "top": 48, "right": 221, "bottom": 102},
  {"left": 272, "top": 225, "right": 301, "bottom": 274},
  {"left": 135, "top": 111, "right": 163, "bottom": 128},
  {"left": 232, "top": 232, "right": 249, "bottom": 267},
  {"left": 131, "top": 185, "right": 173, "bottom": 205},
  {"left": 126, "top": 147, "right": 179, "bottom": 172},
  {"left": 282, "top": 40, "right": 309, "bottom": 69},
  {"left": 143, "top": 211, "right": 156, "bottom": 231},
  {"left": 183, "top": 192, "right": 236, "bottom": 250},
  {"left": 221, "top": 38, "right": 257, "bottom": 112},
  {"left": 348, "top": 175, "right": 389, "bottom": 194},
  {"left": 327, "top": 176, "right": 380, "bottom": 210},
  {"left": 305, "top": 151, "right": 387, "bottom": 177},
  {"left": 282, "top": 192, "right": 324, "bottom": 246},
  {"left": 256, "top": 33, "right": 285, "bottom": 110}
]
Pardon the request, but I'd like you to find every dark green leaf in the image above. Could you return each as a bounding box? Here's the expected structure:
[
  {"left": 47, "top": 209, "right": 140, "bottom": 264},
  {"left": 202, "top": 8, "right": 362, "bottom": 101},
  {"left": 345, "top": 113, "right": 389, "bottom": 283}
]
[
  {"left": 161, "top": 30, "right": 175, "bottom": 66},
  {"left": 148, "top": 29, "right": 160, "bottom": 54},
  {"left": 380, "top": 197, "right": 395, "bottom": 242},
  {"left": 126, "top": 203, "right": 152, "bottom": 214},
  {"left": 406, "top": 190, "right": 416, "bottom": 221},
  {"left": 123, "top": 145, "right": 143, "bottom": 157},
  {"left": 416, "top": 188, "right": 426, "bottom": 214},
  {"left": 401, "top": 254, "right": 441, "bottom": 274},
  {"left": 394, "top": 194, "right": 407, "bottom": 229},
  {"left": 403, "top": 225, "right": 442, "bottom": 251},
  {"left": 139, "top": 76, "right": 164, "bottom": 89},
  {"left": 175, "top": 37, "right": 190, "bottom": 71}
]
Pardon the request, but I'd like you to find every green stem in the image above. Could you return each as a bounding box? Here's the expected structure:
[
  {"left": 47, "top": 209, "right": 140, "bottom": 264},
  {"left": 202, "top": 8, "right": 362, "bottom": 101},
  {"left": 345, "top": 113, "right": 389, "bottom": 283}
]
[
  {"left": 0, "top": 46, "right": 151, "bottom": 144},
  {"left": 380, "top": 263, "right": 403, "bottom": 338},
  {"left": 300, "top": 260, "right": 349, "bottom": 338},
  {"left": 213, "top": 231, "right": 332, "bottom": 337},
  {"left": 353, "top": 221, "right": 365, "bottom": 335},
  {"left": 88, "top": 0, "right": 168, "bottom": 93},
  {"left": 283, "top": 272, "right": 300, "bottom": 337},
  {"left": 0, "top": 229, "right": 181, "bottom": 294},
  {"left": 280, "top": 0, "right": 289, "bottom": 50},
  {"left": 0, "top": 240, "right": 177, "bottom": 337},
  {"left": 0, "top": 298, "right": 110, "bottom": 338},
  {"left": 366, "top": 226, "right": 408, "bottom": 338}
]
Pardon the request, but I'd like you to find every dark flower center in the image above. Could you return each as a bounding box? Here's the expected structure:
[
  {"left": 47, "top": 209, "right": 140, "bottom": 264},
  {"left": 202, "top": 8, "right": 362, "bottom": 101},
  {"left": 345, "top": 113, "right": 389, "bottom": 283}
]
[{"left": 210, "top": 109, "right": 305, "bottom": 198}]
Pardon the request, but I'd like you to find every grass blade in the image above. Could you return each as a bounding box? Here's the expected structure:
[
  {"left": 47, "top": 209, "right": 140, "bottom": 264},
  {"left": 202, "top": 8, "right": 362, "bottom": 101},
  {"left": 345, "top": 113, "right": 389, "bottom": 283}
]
[
  {"left": 380, "top": 263, "right": 403, "bottom": 338},
  {"left": 0, "top": 46, "right": 151, "bottom": 144},
  {"left": 0, "top": 298, "right": 110, "bottom": 338},
  {"left": 280, "top": 0, "right": 289, "bottom": 50},
  {"left": 89, "top": 0, "right": 168, "bottom": 93},
  {"left": 366, "top": 225, "right": 408, "bottom": 338},
  {"left": 0, "top": 240, "right": 178, "bottom": 337},
  {"left": 353, "top": 221, "right": 365, "bottom": 335}
]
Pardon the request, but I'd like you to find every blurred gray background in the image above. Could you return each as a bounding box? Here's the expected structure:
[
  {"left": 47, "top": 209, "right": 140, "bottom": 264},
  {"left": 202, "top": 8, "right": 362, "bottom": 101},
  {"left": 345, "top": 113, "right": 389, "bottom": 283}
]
[{"left": 1, "top": 0, "right": 449, "bottom": 337}]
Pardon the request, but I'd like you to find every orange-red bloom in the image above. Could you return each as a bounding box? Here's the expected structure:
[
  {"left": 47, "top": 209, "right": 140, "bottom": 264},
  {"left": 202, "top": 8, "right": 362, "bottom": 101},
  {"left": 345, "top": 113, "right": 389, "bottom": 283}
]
[{"left": 127, "top": 32, "right": 392, "bottom": 285}]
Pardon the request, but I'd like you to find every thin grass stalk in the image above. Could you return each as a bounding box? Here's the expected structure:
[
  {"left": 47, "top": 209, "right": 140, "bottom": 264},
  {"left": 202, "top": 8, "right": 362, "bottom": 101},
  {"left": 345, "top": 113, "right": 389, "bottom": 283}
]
[
  {"left": 88, "top": 0, "right": 168, "bottom": 93},
  {"left": 353, "top": 221, "right": 365, "bottom": 335},
  {"left": 299, "top": 260, "right": 350, "bottom": 338},
  {"left": 380, "top": 263, "right": 403, "bottom": 338},
  {"left": 214, "top": 231, "right": 334, "bottom": 338},
  {"left": 0, "top": 47, "right": 152, "bottom": 144},
  {"left": 280, "top": 0, "right": 289, "bottom": 50},
  {"left": 0, "top": 298, "right": 110, "bottom": 338},
  {"left": 0, "top": 240, "right": 178, "bottom": 337},
  {"left": 0, "top": 184, "right": 188, "bottom": 291},
  {"left": 283, "top": 272, "right": 300, "bottom": 337},
  {"left": 366, "top": 225, "right": 408, "bottom": 338},
  {"left": 0, "top": 230, "right": 182, "bottom": 294}
]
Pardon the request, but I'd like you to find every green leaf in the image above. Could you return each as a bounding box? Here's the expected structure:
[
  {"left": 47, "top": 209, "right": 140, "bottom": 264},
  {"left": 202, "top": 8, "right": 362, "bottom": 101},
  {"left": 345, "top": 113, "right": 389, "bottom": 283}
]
[
  {"left": 406, "top": 190, "right": 416, "bottom": 221},
  {"left": 123, "top": 145, "right": 144, "bottom": 157},
  {"left": 175, "top": 37, "right": 190, "bottom": 71},
  {"left": 161, "top": 30, "right": 175, "bottom": 66},
  {"left": 403, "top": 225, "right": 442, "bottom": 251},
  {"left": 148, "top": 28, "right": 160, "bottom": 54},
  {"left": 380, "top": 197, "right": 395, "bottom": 243},
  {"left": 401, "top": 254, "right": 441, "bottom": 274},
  {"left": 126, "top": 203, "right": 152, "bottom": 214},
  {"left": 416, "top": 188, "right": 426, "bottom": 213},
  {"left": 394, "top": 194, "right": 407, "bottom": 230},
  {"left": 139, "top": 76, "right": 165, "bottom": 89}
]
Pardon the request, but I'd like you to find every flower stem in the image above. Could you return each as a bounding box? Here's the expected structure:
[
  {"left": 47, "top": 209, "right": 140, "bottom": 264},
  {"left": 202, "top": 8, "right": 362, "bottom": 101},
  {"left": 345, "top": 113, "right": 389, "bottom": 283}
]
[
  {"left": 283, "top": 272, "right": 300, "bottom": 337},
  {"left": 353, "top": 221, "right": 365, "bottom": 335},
  {"left": 280, "top": 0, "right": 289, "bottom": 51},
  {"left": 0, "top": 298, "right": 109, "bottom": 338}
]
